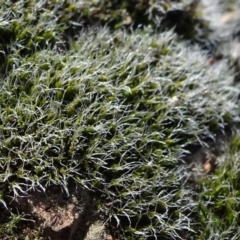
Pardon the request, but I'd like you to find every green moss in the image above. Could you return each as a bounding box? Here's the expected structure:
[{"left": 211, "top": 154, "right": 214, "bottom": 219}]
[
  {"left": 0, "top": 1, "right": 239, "bottom": 238},
  {"left": 196, "top": 148, "right": 240, "bottom": 239}
]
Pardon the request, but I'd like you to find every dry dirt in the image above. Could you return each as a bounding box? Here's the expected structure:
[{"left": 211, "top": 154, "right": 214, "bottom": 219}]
[{"left": 5, "top": 183, "right": 116, "bottom": 240}]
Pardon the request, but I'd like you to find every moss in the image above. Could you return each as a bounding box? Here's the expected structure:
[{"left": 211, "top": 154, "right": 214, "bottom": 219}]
[
  {"left": 196, "top": 146, "right": 240, "bottom": 239},
  {"left": 0, "top": 1, "right": 240, "bottom": 239},
  {"left": 0, "top": 26, "right": 239, "bottom": 238}
]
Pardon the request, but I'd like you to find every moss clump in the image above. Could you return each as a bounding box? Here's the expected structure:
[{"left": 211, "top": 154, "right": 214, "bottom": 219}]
[
  {"left": 0, "top": 1, "right": 212, "bottom": 57},
  {"left": 1, "top": 0, "right": 240, "bottom": 239},
  {"left": 0, "top": 26, "right": 239, "bottom": 239},
  {"left": 196, "top": 138, "right": 240, "bottom": 239}
]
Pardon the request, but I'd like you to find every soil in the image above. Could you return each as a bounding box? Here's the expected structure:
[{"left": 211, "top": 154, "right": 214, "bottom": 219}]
[{"left": 5, "top": 184, "right": 117, "bottom": 240}]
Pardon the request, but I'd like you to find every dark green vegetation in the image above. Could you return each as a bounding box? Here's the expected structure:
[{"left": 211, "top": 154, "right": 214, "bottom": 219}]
[
  {"left": 197, "top": 137, "right": 240, "bottom": 239},
  {"left": 1, "top": 0, "right": 240, "bottom": 239}
]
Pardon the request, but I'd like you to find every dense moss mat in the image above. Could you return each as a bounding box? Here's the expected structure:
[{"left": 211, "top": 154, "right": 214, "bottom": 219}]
[
  {"left": 1, "top": 0, "right": 240, "bottom": 239},
  {"left": 0, "top": 0, "right": 212, "bottom": 71},
  {"left": 0, "top": 27, "right": 240, "bottom": 239},
  {"left": 196, "top": 138, "right": 240, "bottom": 239}
]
